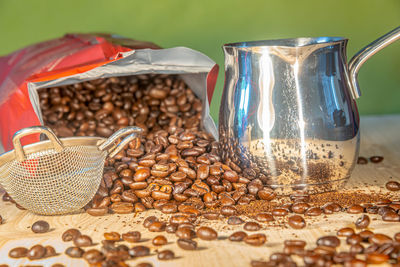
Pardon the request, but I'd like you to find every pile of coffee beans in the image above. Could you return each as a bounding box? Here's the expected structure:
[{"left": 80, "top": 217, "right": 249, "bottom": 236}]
[{"left": 38, "top": 74, "right": 203, "bottom": 138}]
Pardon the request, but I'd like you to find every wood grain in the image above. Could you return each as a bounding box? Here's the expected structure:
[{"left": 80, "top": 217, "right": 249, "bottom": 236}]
[{"left": 0, "top": 115, "right": 399, "bottom": 267}]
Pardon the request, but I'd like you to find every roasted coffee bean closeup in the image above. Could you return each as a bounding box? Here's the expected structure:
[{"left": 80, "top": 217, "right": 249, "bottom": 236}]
[
  {"left": 9, "top": 247, "right": 28, "bottom": 258},
  {"left": 31, "top": 220, "right": 50, "bottom": 233},
  {"left": 62, "top": 228, "right": 81, "bottom": 242},
  {"left": 177, "top": 238, "right": 197, "bottom": 250},
  {"left": 157, "top": 249, "right": 175, "bottom": 260},
  {"left": 196, "top": 226, "right": 218, "bottom": 240},
  {"left": 386, "top": 180, "right": 400, "bottom": 191}
]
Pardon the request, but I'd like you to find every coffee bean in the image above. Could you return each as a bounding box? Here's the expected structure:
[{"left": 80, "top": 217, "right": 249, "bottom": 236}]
[
  {"left": 148, "top": 221, "right": 166, "bottom": 232},
  {"left": 104, "top": 232, "right": 120, "bottom": 241},
  {"left": 9, "top": 247, "right": 28, "bottom": 258},
  {"left": 244, "top": 233, "right": 267, "bottom": 246},
  {"left": 122, "top": 231, "right": 141, "bottom": 243},
  {"left": 385, "top": 181, "right": 400, "bottom": 191},
  {"left": 369, "top": 156, "right": 383, "bottom": 163},
  {"left": 359, "top": 230, "right": 374, "bottom": 242},
  {"left": 244, "top": 222, "right": 261, "bottom": 231},
  {"left": 83, "top": 249, "right": 105, "bottom": 264},
  {"left": 136, "top": 263, "right": 153, "bottom": 267},
  {"left": 202, "top": 212, "right": 219, "bottom": 220},
  {"left": 152, "top": 235, "right": 168, "bottom": 246},
  {"left": 176, "top": 227, "right": 196, "bottom": 239},
  {"left": 366, "top": 252, "right": 389, "bottom": 264},
  {"left": 257, "top": 188, "right": 276, "bottom": 200},
  {"left": 143, "top": 216, "right": 158, "bottom": 228},
  {"left": 305, "top": 207, "right": 322, "bottom": 216},
  {"left": 31, "top": 220, "right": 50, "bottom": 233},
  {"left": 27, "top": 244, "right": 46, "bottom": 260},
  {"left": 272, "top": 208, "right": 288, "bottom": 217},
  {"left": 255, "top": 212, "right": 274, "bottom": 222},
  {"left": 110, "top": 202, "right": 134, "bottom": 214},
  {"left": 65, "top": 246, "right": 84, "bottom": 258},
  {"left": 177, "top": 238, "right": 197, "bottom": 250},
  {"left": 394, "top": 232, "right": 400, "bottom": 242},
  {"left": 227, "top": 216, "right": 245, "bottom": 225},
  {"left": 229, "top": 231, "right": 248, "bottom": 242},
  {"left": 129, "top": 246, "right": 150, "bottom": 257},
  {"left": 291, "top": 202, "right": 310, "bottom": 214},
  {"left": 62, "top": 228, "right": 81, "bottom": 242},
  {"left": 357, "top": 157, "right": 368, "bottom": 164},
  {"left": 355, "top": 214, "right": 370, "bottom": 229},
  {"left": 346, "top": 234, "right": 362, "bottom": 245},
  {"left": 349, "top": 244, "right": 364, "bottom": 254},
  {"left": 369, "top": 233, "right": 392, "bottom": 245},
  {"left": 196, "top": 226, "right": 218, "bottom": 240},
  {"left": 337, "top": 227, "right": 355, "bottom": 237},
  {"left": 316, "top": 236, "right": 340, "bottom": 247},
  {"left": 44, "top": 245, "right": 57, "bottom": 258},
  {"left": 166, "top": 223, "right": 178, "bottom": 233},
  {"left": 86, "top": 207, "right": 108, "bottom": 216},
  {"left": 221, "top": 205, "right": 237, "bottom": 217},
  {"left": 347, "top": 204, "right": 364, "bottom": 214},
  {"left": 157, "top": 249, "right": 174, "bottom": 260},
  {"left": 288, "top": 215, "right": 306, "bottom": 229},
  {"left": 223, "top": 170, "right": 238, "bottom": 183},
  {"left": 74, "top": 235, "right": 93, "bottom": 247}
]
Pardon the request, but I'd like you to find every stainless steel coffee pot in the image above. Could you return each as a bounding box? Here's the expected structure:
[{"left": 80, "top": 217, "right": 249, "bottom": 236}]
[{"left": 219, "top": 26, "right": 400, "bottom": 194}]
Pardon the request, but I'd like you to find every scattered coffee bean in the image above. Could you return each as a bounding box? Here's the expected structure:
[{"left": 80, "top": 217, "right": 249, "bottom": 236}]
[
  {"left": 272, "top": 208, "right": 288, "bottom": 217},
  {"left": 304, "top": 207, "right": 323, "bottom": 216},
  {"left": 337, "top": 227, "right": 355, "bottom": 237},
  {"left": 152, "top": 235, "right": 168, "bottom": 246},
  {"left": 366, "top": 252, "right": 389, "bottom": 264},
  {"left": 62, "top": 228, "right": 81, "bottom": 242},
  {"left": 227, "top": 216, "right": 244, "bottom": 225},
  {"left": 31, "top": 220, "right": 50, "bottom": 233},
  {"left": 316, "top": 236, "right": 340, "bottom": 247},
  {"left": 196, "top": 226, "right": 218, "bottom": 240},
  {"left": 346, "top": 234, "right": 362, "bottom": 245},
  {"left": 148, "top": 221, "right": 166, "bottom": 232},
  {"left": 355, "top": 214, "right": 370, "bottom": 229},
  {"left": 243, "top": 222, "right": 261, "bottom": 231},
  {"left": 73, "top": 235, "right": 93, "bottom": 247},
  {"left": 157, "top": 249, "right": 174, "bottom": 260},
  {"left": 369, "top": 156, "right": 383, "bottom": 163},
  {"left": 244, "top": 233, "right": 267, "bottom": 246},
  {"left": 44, "top": 245, "right": 57, "bottom": 258},
  {"left": 176, "top": 228, "right": 196, "bottom": 239},
  {"left": 65, "top": 247, "right": 84, "bottom": 258},
  {"left": 143, "top": 216, "right": 158, "bottom": 228},
  {"left": 83, "top": 249, "right": 104, "bottom": 264},
  {"left": 9, "top": 247, "right": 28, "bottom": 258},
  {"left": 129, "top": 246, "right": 150, "bottom": 257},
  {"left": 255, "top": 212, "right": 274, "bottom": 222},
  {"left": 357, "top": 157, "right": 368, "bottom": 164},
  {"left": 229, "top": 231, "right": 248, "bottom": 242},
  {"left": 385, "top": 180, "right": 400, "bottom": 191},
  {"left": 220, "top": 205, "right": 237, "bottom": 217},
  {"left": 288, "top": 215, "right": 306, "bottom": 229},
  {"left": 27, "top": 244, "right": 46, "bottom": 260},
  {"left": 122, "top": 231, "right": 141, "bottom": 243},
  {"left": 177, "top": 238, "right": 197, "bottom": 250},
  {"left": 347, "top": 204, "right": 364, "bottom": 214},
  {"left": 104, "top": 232, "right": 120, "bottom": 241}
]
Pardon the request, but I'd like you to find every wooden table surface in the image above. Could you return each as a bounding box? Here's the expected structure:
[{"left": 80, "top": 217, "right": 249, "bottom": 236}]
[{"left": 0, "top": 115, "right": 399, "bottom": 267}]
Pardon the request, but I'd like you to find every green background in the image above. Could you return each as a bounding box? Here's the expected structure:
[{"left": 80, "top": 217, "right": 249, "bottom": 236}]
[{"left": 0, "top": 0, "right": 399, "bottom": 121}]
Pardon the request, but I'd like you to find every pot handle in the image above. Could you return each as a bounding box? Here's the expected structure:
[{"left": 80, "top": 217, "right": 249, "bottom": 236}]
[
  {"left": 13, "top": 126, "right": 64, "bottom": 162},
  {"left": 98, "top": 126, "right": 143, "bottom": 157},
  {"left": 348, "top": 26, "right": 400, "bottom": 99}
]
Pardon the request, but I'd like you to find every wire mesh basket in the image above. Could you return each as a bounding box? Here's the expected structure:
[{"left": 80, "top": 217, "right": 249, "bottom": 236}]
[{"left": 0, "top": 126, "right": 142, "bottom": 215}]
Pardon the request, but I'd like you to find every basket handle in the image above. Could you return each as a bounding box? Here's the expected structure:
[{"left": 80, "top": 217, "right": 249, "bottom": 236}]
[
  {"left": 13, "top": 126, "right": 64, "bottom": 162},
  {"left": 98, "top": 126, "right": 143, "bottom": 157}
]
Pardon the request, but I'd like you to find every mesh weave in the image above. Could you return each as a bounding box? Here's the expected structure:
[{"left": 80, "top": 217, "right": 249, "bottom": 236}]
[{"left": 0, "top": 145, "right": 106, "bottom": 215}]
